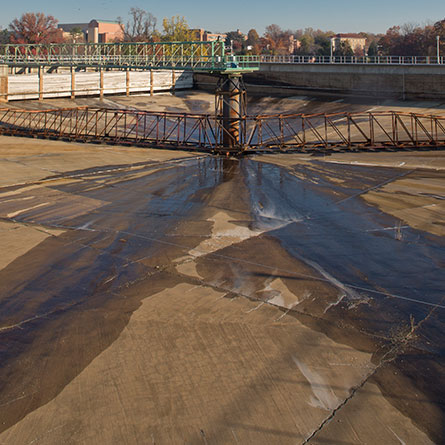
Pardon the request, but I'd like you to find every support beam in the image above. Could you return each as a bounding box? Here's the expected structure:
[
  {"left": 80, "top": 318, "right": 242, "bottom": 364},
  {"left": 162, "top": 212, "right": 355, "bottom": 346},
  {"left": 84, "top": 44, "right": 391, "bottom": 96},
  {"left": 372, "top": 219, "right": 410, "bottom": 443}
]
[
  {"left": 38, "top": 66, "right": 43, "bottom": 101},
  {"left": 126, "top": 70, "right": 130, "bottom": 96},
  {"left": 99, "top": 69, "right": 104, "bottom": 99},
  {"left": 215, "top": 74, "right": 247, "bottom": 150},
  {"left": 71, "top": 68, "right": 75, "bottom": 99},
  {"left": 150, "top": 70, "right": 154, "bottom": 96},
  {"left": 172, "top": 70, "right": 176, "bottom": 93},
  {"left": 0, "top": 65, "right": 8, "bottom": 102}
]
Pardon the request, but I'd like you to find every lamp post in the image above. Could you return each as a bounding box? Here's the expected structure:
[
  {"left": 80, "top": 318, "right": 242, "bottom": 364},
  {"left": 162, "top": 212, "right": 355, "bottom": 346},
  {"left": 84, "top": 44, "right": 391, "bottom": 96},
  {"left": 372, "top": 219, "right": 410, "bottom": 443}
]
[
  {"left": 437, "top": 36, "right": 441, "bottom": 64},
  {"left": 330, "top": 38, "right": 333, "bottom": 62}
]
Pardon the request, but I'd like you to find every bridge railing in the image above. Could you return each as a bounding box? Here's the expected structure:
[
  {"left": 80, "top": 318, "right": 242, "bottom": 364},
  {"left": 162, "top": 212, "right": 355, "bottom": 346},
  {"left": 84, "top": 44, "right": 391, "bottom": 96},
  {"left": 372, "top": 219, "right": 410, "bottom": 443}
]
[
  {"left": 235, "top": 54, "right": 445, "bottom": 65},
  {"left": 0, "top": 41, "right": 234, "bottom": 70},
  {"left": 1, "top": 107, "right": 444, "bottom": 152}
]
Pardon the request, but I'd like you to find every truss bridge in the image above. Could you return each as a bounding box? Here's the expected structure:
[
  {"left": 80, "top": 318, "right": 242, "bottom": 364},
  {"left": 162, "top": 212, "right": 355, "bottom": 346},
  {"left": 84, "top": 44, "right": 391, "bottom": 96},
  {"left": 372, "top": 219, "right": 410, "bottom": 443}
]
[
  {"left": 1, "top": 107, "right": 444, "bottom": 154},
  {"left": 0, "top": 41, "right": 258, "bottom": 72}
]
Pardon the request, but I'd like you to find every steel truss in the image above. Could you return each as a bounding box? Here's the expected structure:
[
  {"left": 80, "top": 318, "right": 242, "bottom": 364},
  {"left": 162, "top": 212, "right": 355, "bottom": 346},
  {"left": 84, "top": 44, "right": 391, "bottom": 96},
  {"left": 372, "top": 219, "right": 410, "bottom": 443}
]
[
  {"left": 0, "top": 41, "right": 259, "bottom": 72},
  {"left": 0, "top": 41, "right": 223, "bottom": 70},
  {"left": 0, "top": 107, "right": 444, "bottom": 153}
]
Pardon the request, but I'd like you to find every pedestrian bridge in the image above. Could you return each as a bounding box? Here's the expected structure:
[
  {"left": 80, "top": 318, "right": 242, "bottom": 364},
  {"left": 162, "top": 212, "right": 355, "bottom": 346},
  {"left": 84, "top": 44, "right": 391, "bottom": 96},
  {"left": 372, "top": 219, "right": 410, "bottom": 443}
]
[
  {"left": 1, "top": 107, "right": 444, "bottom": 153},
  {"left": 0, "top": 42, "right": 258, "bottom": 72}
]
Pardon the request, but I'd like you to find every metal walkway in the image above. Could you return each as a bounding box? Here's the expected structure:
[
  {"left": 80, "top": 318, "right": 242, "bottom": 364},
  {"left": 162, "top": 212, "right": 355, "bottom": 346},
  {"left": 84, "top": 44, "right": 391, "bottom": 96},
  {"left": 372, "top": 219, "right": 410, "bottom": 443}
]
[
  {"left": 0, "top": 42, "right": 258, "bottom": 72},
  {"left": 1, "top": 107, "right": 444, "bottom": 153}
]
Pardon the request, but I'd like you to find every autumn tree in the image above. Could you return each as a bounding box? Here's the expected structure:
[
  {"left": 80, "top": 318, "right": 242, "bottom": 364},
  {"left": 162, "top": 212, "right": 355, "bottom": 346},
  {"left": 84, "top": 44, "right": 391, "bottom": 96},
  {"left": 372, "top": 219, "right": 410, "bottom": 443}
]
[
  {"left": 118, "top": 7, "right": 157, "bottom": 42},
  {"left": 9, "top": 12, "right": 62, "bottom": 44},
  {"left": 161, "top": 16, "right": 190, "bottom": 41},
  {"left": 434, "top": 18, "right": 445, "bottom": 38},
  {"left": 378, "top": 20, "right": 445, "bottom": 56},
  {"left": 263, "top": 24, "right": 293, "bottom": 55},
  {"left": 225, "top": 31, "right": 246, "bottom": 54},
  {"left": 434, "top": 18, "right": 445, "bottom": 56},
  {"left": 246, "top": 29, "right": 261, "bottom": 54}
]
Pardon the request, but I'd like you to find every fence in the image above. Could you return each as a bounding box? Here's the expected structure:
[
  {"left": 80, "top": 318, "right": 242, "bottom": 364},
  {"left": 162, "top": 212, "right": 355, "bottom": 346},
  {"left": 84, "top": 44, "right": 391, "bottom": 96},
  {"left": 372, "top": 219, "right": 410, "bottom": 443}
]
[{"left": 235, "top": 55, "right": 445, "bottom": 66}]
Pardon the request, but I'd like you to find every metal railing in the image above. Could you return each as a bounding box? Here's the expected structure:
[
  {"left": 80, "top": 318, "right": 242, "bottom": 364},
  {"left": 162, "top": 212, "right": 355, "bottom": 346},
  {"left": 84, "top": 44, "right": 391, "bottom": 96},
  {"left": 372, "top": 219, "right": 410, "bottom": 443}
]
[
  {"left": 234, "top": 54, "right": 445, "bottom": 66},
  {"left": 1, "top": 44, "right": 442, "bottom": 69},
  {"left": 0, "top": 42, "right": 259, "bottom": 72},
  {"left": 1, "top": 107, "right": 444, "bottom": 152}
]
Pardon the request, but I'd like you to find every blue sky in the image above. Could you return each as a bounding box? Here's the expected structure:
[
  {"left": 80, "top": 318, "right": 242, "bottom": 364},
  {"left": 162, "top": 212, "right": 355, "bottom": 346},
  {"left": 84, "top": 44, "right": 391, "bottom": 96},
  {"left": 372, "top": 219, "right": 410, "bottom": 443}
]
[{"left": 1, "top": 0, "right": 445, "bottom": 34}]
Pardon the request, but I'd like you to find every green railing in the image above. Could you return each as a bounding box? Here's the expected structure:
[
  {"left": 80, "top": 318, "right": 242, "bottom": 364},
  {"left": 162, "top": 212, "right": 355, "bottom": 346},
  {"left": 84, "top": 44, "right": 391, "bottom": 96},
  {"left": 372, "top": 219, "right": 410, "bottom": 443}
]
[{"left": 0, "top": 42, "right": 259, "bottom": 72}]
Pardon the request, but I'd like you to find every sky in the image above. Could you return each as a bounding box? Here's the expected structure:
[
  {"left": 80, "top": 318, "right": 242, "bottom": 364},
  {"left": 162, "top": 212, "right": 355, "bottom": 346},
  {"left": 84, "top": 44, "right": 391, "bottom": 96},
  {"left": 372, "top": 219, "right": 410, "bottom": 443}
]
[{"left": 1, "top": 0, "right": 445, "bottom": 35}]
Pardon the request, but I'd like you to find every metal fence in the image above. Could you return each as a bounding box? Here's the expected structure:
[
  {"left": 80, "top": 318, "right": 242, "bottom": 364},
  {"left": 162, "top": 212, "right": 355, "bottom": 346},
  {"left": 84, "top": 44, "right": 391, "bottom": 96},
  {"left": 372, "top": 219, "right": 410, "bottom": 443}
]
[
  {"left": 235, "top": 54, "right": 445, "bottom": 66},
  {"left": 1, "top": 107, "right": 444, "bottom": 152}
]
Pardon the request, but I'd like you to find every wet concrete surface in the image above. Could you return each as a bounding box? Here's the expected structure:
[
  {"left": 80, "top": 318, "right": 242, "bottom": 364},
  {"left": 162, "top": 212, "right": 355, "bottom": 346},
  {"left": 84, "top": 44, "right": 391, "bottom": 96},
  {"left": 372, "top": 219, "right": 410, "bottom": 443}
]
[{"left": 0, "top": 93, "right": 444, "bottom": 443}]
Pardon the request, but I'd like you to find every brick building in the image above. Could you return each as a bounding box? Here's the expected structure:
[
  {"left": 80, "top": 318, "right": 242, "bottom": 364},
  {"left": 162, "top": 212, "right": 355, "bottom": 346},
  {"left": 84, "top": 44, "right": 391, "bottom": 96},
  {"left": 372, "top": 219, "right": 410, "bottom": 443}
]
[
  {"left": 191, "top": 29, "right": 227, "bottom": 42},
  {"left": 59, "top": 19, "right": 123, "bottom": 43}
]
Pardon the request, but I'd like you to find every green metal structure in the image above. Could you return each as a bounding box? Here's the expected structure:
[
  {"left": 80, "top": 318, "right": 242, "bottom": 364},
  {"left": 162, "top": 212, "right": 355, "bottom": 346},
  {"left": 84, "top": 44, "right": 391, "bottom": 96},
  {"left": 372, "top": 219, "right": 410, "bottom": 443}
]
[{"left": 0, "top": 41, "right": 258, "bottom": 72}]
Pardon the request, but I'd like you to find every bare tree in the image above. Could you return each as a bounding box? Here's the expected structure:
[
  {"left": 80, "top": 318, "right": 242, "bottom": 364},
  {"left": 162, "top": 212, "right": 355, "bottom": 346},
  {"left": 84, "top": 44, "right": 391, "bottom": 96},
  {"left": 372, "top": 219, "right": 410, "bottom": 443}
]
[{"left": 118, "top": 7, "right": 157, "bottom": 42}]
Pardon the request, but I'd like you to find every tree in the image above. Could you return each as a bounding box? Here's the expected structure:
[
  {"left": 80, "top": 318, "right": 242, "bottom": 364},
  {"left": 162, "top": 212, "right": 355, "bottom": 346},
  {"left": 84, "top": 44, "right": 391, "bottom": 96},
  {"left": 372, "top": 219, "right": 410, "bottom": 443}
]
[
  {"left": 161, "top": 16, "right": 190, "bottom": 41},
  {"left": 298, "top": 35, "right": 314, "bottom": 54},
  {"left": 118, "top": 7, "right": 157, "bottom": 42},
  {"left": 263, "top": 24, "right": 293, "bottom": 55},
  {"left": 334, "top": 41, "right": 354, "bottom": 56},
  {"left": 247, "top": 29, "right": 259, "bottom": 44},
  {"left": 9, "top": 12, "right": 62, "bottom": 44},
  {"left": 225, "top": 31, "right": 246, "bottom": 54},
  {"left": 246, "top": 29, "right": 261, "bottom": 54},
  {"left": 0, "top": 29, "right": 10, "bottom": 44},
  {"left": 434, "top": 18, "right": 445, "bottom": 38},
  {"left": 314, "top": 34, "right": 332, "bottom": 55},
  {"left": 68, "top": 27, "right": 84, "bottom": 43},
  {"left": 367, "top": 41, "right": 378, "bottom": 56}
]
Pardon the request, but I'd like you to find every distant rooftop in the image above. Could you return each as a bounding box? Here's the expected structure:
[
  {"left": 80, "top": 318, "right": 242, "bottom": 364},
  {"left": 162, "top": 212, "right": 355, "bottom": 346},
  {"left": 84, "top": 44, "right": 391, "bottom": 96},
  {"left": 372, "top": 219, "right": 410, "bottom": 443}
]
[
  {"left": 90, "top": 19, "right": 121, "bottom": 24},
  {"left": 334, "top": 33, "right": 366, "bottom": 39}
]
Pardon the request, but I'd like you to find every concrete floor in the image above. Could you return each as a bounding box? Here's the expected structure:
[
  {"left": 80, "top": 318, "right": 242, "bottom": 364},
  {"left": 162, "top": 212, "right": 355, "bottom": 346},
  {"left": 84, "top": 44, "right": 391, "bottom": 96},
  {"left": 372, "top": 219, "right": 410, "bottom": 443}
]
[{"left": 0, "top": 93, "right": 444, "bottom": 444}]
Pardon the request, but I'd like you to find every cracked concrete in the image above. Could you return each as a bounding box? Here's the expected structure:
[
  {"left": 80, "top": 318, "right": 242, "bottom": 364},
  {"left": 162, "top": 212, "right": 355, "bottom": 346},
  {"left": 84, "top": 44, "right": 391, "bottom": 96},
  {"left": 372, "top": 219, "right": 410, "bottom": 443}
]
[{"left": 0, "top": 94, "right": 444, "bottom": 444}]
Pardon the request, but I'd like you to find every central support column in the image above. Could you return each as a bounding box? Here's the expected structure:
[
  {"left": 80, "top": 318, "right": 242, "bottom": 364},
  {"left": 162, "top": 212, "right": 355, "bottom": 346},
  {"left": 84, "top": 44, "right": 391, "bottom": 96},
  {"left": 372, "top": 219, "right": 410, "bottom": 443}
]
[{"left": 215, "top": 73, "right": 247, "bottom": 151}]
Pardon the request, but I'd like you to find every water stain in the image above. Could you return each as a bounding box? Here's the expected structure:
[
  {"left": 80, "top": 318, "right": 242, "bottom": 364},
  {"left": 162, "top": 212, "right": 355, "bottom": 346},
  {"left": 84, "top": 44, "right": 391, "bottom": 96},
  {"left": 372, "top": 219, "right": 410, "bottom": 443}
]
[{"left": 0, "top": 154, "right": 443, "bottom": 441}]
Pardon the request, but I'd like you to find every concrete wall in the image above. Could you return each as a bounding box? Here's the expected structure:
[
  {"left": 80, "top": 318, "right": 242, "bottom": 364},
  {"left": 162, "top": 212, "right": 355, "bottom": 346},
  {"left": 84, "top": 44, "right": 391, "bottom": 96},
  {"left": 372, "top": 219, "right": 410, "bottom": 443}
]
[
  {"left": 195, "top": 64, "right": 445, "bottom": 100},
  {"left": 4, "top": 69, "right": 192, "bottom": 101}
]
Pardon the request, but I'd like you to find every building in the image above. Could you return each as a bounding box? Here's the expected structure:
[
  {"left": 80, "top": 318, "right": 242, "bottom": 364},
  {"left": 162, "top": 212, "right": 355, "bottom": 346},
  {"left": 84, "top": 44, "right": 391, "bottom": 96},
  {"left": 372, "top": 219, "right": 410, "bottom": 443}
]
[
  {"left": 58, "top": 23, "right": 89, "bottom": 42},
  {"left": 331, "top": 33, "right": 366, "bottom": 55},
  {"left": 190, "top": 29, "right": 227, "bottom": 42},
  {"left": 59, "top": 20, "right": 123, "bottom": 43},
  {"left": 87, "top": 20, "right": 123, "bottom": 43},
  {"left": 205, "top": 32, "right": 227, "bottom": 42}
]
